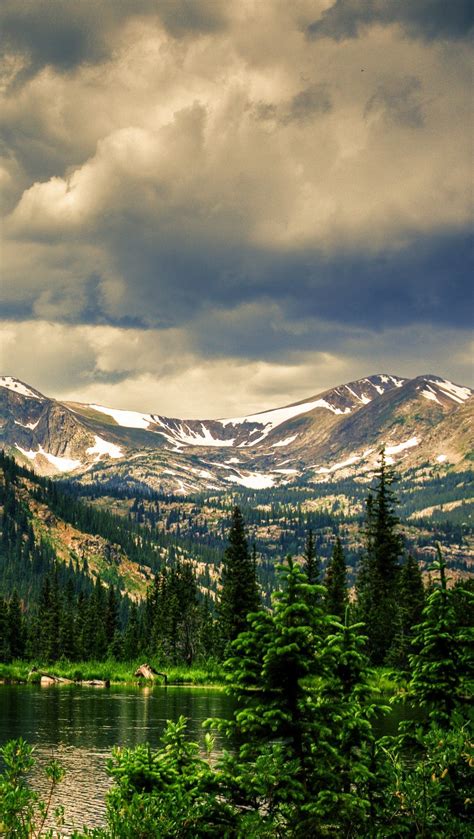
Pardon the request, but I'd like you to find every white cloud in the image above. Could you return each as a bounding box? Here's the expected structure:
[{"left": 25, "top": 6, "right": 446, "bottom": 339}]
[
  {"left": 0, "top": 2, "right": 472, "bottom": 404},
  {"left": 1, "top": 319, "right": 472, "bottom": 418}
]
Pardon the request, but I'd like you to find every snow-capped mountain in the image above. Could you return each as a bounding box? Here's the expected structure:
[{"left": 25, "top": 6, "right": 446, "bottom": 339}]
[{"left": 1, "top": 373, "right": 472, "bottom": 494}]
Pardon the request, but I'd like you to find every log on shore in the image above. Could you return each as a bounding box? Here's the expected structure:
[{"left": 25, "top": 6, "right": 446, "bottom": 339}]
[
  {"left": 134, "top": 663, "right": 168, "bottom": 684},
  {"left": 39, "top": 673, "right": 74, "bottom": 686}
]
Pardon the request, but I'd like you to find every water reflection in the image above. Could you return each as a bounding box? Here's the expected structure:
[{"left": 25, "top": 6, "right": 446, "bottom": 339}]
[{"left": 0, "top": 684, "right": 234, "bottom": 833}]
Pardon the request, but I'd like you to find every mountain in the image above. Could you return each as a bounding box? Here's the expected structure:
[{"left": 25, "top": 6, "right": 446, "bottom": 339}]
[{"left": 1, "top": 373, "right": 472, "bottom": 494}]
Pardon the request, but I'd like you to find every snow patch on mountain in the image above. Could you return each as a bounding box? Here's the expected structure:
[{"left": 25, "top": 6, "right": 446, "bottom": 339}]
[
  {"left": 385, "top": 437, "right": 419, "bottom": 455},
  {"left": 90, "top": 404, "right": 154, "bottom": 429},
  {"left": 219, "top": 397, "right": 352, "bottom": 444},
  {"left": 271, "top": 434, "right": 298, "bottom": 447},
  {"left": 225, "top": 472, "right": 276, "bottom": 489},
  {"left": 159, "top": 422, "right": 234, "bottom": 447},
  {"left": 315, "top": 455, "right": 360, "bottom": 474},
  {"left": 421, "top": 388, "right": 441, "bottom": 404},
  {"left": 1, "top": 377, "right": 43, "bottom": 400},
  {"left": 86, "top": 435, "right": 123, "bottom": 460},
  {"left": 15, "top": 445, "right": 82, "bottom": 472},
  {"left": 430, "top": 379, "right": 471, "bottom": 404},
  {"left": 14, "top": 419, "right": 39, "bottom": 430},
  {"left": 344, "top": 385, "right": 371, "bottom": 404}
]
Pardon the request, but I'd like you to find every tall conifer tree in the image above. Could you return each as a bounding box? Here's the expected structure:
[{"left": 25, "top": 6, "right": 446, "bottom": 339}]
[
  {"left": 324, "top": 537, "right": 348, "bottom": 620},
  {"left": 356, "top": 449, "right": 403, "bottom": 664},
  {"left": 218, "top": 506, "right": 260, "bottom": 649},
  {"left": 303, "top": 528, "right": 320, "bottom": 584},
  {"left": 389, "top": 553, "right": 425, "bottom": 667}
]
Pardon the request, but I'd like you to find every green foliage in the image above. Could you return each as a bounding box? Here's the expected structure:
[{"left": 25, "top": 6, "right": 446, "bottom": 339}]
[
  {"left": 408, "top": 546, "right": 473, "bottom": 727},
  {"left": 357, "top": 449, "right": 404, "bottom": 664},
  {"left": 208, "top": 558, "right": 388, "bottom": 836},
  {"left": 388, "top": 553, "right": 425, "bottom": 669},
  {"left": 218, "top": 506, "right": 260, "bottom": 650},
  {"left": 86, "top": 717, "right": 238, "bottom": 838},
  {"left": 324, "top": 537, "right": 348, "bottom": 620},
  {"left": 302, "top": 528, "right": 320, "bottom": 585},
  {"left": 0, "top": 738, "right": 65, "bottom": 838},
  {"left": 378, "top": 722, "right": 473, "bottom": 837}
]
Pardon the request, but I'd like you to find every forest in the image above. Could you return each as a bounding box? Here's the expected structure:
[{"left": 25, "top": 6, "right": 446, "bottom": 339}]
[
  {"left": 1, "top": 535, "right": 473, "bottom": 836},
  {"left": 0, "top": 450, "right": 473, "bottom": 835}
]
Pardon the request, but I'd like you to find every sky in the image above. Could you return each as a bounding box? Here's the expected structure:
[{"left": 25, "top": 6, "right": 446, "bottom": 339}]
[{"left": 1, "top": 0, "right": 473, "bottom": 418}]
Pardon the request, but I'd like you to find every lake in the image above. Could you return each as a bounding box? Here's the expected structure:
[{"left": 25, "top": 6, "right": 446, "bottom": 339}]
[
  {"left": 0, "top": 683, "right": 235, "bottom": 834},
  {"left": 0, "top": 682, "right": 419, "bottom": 835}
]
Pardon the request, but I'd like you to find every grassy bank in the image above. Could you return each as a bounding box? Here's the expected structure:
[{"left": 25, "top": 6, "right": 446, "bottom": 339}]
[
  {"left": 0, "top": 659, "right": 226, "bottom": 686},
  {"left": 0, "top": 660, "right": 404, "bottom": 696}
]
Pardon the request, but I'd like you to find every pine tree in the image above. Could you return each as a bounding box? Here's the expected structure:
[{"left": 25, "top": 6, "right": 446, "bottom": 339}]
[
  {"left": 408, "top": 545, "right": 473, "bottom": 727},
  {"left": 105, "top": 585, "right": 119, "bottom": 649},
  {"left": 356, "top": 449, "right": 404, "bottom": 664},
  {"left": 123, "top": 602, "right": 141, "bottom": 661},
  {"left": 213, "top": 557, "right": 381, "bottom": 835},
  {"left": 59, "top": 579, "right": 76, "bottom": 661},
  {"left": 218, "top": 506, "right": 260, "bottom": 650},
  {"left": 216, "top": 556, "right": 329, "bottom": 829},
  {"left": 324, "top": 537, "right": 348, "bottom": 620},
  {"left": 8, "top": 590, "right": 24, "bottom": 660},
  {"left": 389, "top": 553, "right": 425, "bottom": 667},
  {"left": 0, "top": 597, "right": 11, "bottom": 663},
  {"left": 303, "top": 528, "right": 320, "bottom": 584},
  {"left": 318, "top": 608, "right": 381, "bottom": 833}
]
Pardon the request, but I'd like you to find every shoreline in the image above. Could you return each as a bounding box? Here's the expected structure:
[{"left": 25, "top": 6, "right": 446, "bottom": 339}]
[{"left": 0, "top": 660, "right": 227, "bottom": 688}]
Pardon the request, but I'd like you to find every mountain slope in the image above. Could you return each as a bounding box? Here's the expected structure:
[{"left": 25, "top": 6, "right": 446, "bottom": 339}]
[{"left": 1, "top": 373, "right": 472, "bottom": 494}]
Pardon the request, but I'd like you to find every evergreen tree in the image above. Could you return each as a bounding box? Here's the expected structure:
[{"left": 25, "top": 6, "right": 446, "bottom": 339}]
[
  {"left": 0, "top": 597, "right": 11, "bottom": 662},
  {"left": 38, "top": 575, "right": 60, "bottom": 662},
  {"left": 8, "top": 591, "right": 24, "bottom": 660},
  {"left": 217, "top": 506, "right": 260, "bottom": 650},
  {"left": 213, "top": 557, "right": 383, "bottom": 835},
  {"left": 389, "top": 553, "right": 425, "bottom": 667},
  {"left": 324, "top": 537, "right": 348, "bottom": 620},
  {"left": 408, "top": 545, "right": 473, "bottom": 727},
  {"left": 216, "top": 556, "right": 329, "bottom": 830},
  {"left": 356, "top": 449, "right": 404, "bottom": 664},
  {"left": 123, "top": 603, "right": 141, "bottom": 661},
  {"left": 59, "top": 579, "right": 76, "bottom": 661},
  {"left": 105, "top": 585, "right": 119, "bottom": 649},
  {"left": 303, "top": 528, "right": 320, "bottom": 584},
  {"left": 318, "top": 608, "right": 382, "bottom": 833}
]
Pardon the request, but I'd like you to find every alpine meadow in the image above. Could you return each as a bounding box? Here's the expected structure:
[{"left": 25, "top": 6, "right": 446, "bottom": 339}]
[{"left": 0, "top": 1, "right": 473, "bottom": 837}]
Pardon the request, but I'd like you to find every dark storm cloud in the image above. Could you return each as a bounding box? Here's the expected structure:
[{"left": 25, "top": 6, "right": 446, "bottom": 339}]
[
  {"left": 364, "top": 76, "right": 424, "bottom": 128},
  {"left": 307, "top": 0, "right": 474, "bottom": 42},
  {"left": 1, "top": 0, "right": 227, "bottom": 82},
  {"left": 13, "top": 228, "right": 469, "bottom": 356},
  {"left": 285, "top": 84, "right": 333, "bottom": 123}
]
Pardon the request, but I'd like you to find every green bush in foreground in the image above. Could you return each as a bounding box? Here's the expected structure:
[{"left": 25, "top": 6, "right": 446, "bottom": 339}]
[{"left": 0, "top": 738, "right": 64, "bottom": 838}]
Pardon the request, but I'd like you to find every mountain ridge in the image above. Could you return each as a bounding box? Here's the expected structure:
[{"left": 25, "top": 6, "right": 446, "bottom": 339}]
[{"left": 1, "top": 372, "right": 472, "bottom": 494}]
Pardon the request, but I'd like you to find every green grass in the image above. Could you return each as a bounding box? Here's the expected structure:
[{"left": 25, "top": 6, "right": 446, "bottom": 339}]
[
  {"left": 368, "top": 667, "right": 407, "bottom": 697},
  {"left": 0, "top": 659, "right": 226, "bottom": 686},
  {"left": 0, "top": 662, "right": 405, "bottom": 693}
]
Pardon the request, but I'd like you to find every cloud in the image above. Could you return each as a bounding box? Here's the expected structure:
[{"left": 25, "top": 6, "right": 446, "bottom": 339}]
[
  {"left": 2, "top": 319, "right": 473, "bottom": 418},
  {"left": 1, "top": 2, "right": 472, "bottom": 413},
  {"left": 307, "top": 1, "right": 474, "bottom": 43},
  {"left": 0, "top": 1, "right": 228, "bottom": 83}
]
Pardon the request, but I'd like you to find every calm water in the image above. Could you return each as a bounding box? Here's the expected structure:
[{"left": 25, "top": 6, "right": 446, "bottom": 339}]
[{"left": 0, "top": 683, "right": 234, "bottom": 834}]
